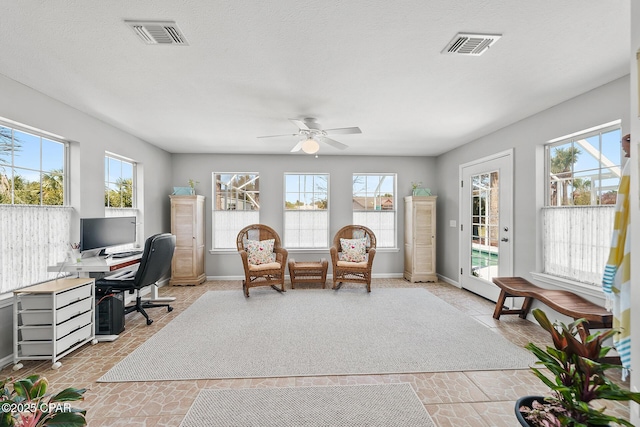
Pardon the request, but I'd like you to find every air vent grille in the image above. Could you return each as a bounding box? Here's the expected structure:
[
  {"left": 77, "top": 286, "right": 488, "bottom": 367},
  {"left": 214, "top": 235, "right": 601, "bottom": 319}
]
[
  {"left": 125, "top": 20, "right": 188, "bottom": 45},
  {"left": 442, "top": 33, "right": 501, "bottom": 56}
]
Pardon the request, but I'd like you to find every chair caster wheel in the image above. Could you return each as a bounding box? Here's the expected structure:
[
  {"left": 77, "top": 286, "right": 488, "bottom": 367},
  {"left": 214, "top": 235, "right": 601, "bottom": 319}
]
[
  {"left": 168, "top": 307, "right": 173, "bottom": 312},
  {"left": 146, "top": 319, "right": 153, "bottom": 325}
]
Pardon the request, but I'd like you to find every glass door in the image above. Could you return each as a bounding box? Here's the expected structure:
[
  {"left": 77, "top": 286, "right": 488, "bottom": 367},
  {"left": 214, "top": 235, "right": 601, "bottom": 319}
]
[{"left": 460, "top": 151, "right": 513, "bottom": 302}]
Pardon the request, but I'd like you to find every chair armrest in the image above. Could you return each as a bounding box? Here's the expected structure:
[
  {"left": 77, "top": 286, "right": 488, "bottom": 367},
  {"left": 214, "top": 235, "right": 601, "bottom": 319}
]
[
  {"left": 367, "top": 248, "right": 377, "bottom": 266},
  {"left": 238, "top": 249, "right": 249, "bottom": 265},
  {"left": 330, "top": 246, "right": 339, "bottom": 265},
  {"left": 274, "top": 247, "right": 288, "bottom": 265}
]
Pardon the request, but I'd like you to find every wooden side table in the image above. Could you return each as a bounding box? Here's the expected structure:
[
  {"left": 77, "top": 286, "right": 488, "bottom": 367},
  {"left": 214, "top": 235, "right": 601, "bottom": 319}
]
[{"left": 288, "top": 258, "right": 328, "bottom": 289}]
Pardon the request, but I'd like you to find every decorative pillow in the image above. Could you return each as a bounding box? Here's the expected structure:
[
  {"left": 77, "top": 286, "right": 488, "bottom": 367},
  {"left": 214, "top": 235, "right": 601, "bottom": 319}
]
[
  {"left": 340, "top": 238, "right": 366, "bottom": 262},
  {"left": 246, "top": 239, "right": 275, "bottom": 265}
]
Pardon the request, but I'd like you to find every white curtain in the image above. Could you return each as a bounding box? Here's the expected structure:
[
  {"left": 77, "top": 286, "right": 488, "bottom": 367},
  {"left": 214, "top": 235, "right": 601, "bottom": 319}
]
[
  {"left": 284, "top": 211, "right": 328, "bottom": 248},
  {"left": 0, "top": 206, "right": 73, "bottom": 294},
  {"left": 213, "top": 211, "right": 259, "bottom": 249},
  {"left": 353, "top": 211, "right": 395, "bottom": 248},
  {"left": 542, "top": 206, "right": 614, "bottom": 285}
]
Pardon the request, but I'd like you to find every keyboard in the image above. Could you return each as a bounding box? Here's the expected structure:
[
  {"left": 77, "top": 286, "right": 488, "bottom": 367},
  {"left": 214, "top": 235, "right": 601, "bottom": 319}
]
[{"left": 110, "top": 250, "right": 143, "bottom": 259}]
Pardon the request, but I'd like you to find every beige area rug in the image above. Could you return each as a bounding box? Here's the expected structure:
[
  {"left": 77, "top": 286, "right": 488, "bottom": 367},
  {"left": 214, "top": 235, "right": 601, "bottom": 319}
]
[
  {"left": 98, "top": 288, "right": 535, "bottom": 382},
  {"left": 180, "top": 384, "right": 435, "bottom": 427}
]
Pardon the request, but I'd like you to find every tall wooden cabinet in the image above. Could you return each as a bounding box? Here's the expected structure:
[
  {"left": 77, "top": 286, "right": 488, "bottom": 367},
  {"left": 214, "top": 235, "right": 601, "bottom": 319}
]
[
  {"left": 170, "top": 195, "right": 206, "bottom": 285},
  {"left": 404, "top": 196, "right": 437, "bottom": 282}
]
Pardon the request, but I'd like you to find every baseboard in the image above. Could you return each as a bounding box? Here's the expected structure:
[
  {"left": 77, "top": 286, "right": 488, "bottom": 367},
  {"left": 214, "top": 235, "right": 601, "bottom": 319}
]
[
  {"left": 207, "top": 275, "right": 244, "bottom": 281},
  {"left": 0, "top": 354, "right": 13, "bottom": 370},
  {"left": 438, "top": 274, "right": 461, "bottom": 288},
  {"left": 206, "top": 273, "right": 405, "bottom": 281}
]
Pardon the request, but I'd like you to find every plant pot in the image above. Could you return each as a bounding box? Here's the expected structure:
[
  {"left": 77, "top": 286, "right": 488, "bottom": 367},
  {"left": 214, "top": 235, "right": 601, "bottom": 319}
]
[{"left": 515, "top": 395, "right": 545, "bottom": 426}]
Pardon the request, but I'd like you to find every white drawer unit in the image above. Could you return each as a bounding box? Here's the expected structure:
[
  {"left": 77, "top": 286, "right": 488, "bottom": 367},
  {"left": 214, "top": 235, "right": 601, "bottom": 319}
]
[{"left": 13, "top": 278, "right": 97, "bottom": 370}]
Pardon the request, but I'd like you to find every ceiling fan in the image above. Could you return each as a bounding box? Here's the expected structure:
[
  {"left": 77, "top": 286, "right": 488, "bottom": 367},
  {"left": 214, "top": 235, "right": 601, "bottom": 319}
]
[{"left": 258, "top": 118, "right": 362, "bottom": 154}]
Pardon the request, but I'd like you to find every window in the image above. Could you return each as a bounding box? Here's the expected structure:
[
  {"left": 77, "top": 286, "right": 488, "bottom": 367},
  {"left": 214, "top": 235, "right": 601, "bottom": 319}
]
[
  {"left": 284, "top": 174, "right": 329, "bottom": 248},
  {"left": 0, "top": 120, "right": 71, "bottom": 294},
  {"left": 0, "top": 125, "right": 66, "bottom": 206},
  {"left": 212, "top": 173, "right": 259, "bottom": 250},
  {"left": 352, "top": 174, "right": 396, "bottom": 248},
  {"left": 105, "top": 154, "right": 135, "bottom": 208},
  {"left": 543, "top": 122, "right": 622, "bottom": 285}
]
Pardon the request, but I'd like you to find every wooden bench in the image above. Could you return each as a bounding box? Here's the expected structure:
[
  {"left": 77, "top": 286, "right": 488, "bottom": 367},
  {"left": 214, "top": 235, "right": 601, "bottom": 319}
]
[{"left": 492, "top": 277, "right": 612, "bottom": 331}]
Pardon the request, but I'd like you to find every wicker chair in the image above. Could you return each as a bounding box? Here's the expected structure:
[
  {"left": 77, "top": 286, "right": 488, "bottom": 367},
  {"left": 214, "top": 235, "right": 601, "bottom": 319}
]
[
  {"left": 329, "top": 225, "right": 377, "bottom": 292},
  {"left": 236, "top": 224, "right": 288, "bottom": 297}
]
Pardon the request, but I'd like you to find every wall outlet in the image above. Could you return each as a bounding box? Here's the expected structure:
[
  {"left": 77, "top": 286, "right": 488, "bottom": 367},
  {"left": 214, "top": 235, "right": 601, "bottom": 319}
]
[{"left": 449, "top": 220, "right": 456, "bottom": 227}]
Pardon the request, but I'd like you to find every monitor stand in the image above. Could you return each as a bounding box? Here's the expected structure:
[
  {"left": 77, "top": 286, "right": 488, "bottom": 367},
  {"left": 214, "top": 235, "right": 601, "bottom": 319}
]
[{"left": 80, "top": 248, "right": 104, "bottom": 259}]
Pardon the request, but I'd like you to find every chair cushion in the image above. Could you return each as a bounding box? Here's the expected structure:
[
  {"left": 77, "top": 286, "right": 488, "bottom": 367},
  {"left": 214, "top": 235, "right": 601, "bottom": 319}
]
[
  {"left": 248, "top": 261, "right": 281, "bottom": 271},
  {"left": 337, "top": 260, "right": 368, "bottom": 268},
  {"left": 246, "top": 239, "right": 275, "bottom": 265},
  {"left": 340, "top": 238, "right": 367, "bottom": 262}
]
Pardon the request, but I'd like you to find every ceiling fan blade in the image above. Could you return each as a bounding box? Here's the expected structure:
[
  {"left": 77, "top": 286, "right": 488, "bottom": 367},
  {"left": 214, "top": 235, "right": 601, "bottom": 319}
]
[
  {"left": 319, "top": 136, "right": 348, "bottom": 150},
  {"left": 324, "top": 127, "right": 362, "bottom": 135},
  {"left": 257, "top": 133, "right": 298, "bottom": 139},
  {"left": 289, "top": 119, "right": 310, "bottom": 131},
  {"left": 290, "top": 140, "right": 304, "bottom": 152}
]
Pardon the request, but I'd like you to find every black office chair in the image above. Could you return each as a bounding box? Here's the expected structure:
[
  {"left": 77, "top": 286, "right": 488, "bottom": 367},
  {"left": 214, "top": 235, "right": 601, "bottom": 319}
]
[{"left": 96, "top": 233, "right": 176, "bottom": 325}]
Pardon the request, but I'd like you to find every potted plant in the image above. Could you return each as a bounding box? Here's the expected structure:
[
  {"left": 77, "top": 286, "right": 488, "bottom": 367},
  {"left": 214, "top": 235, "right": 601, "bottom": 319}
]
[
  {"left": 517, "top": 308, "right": 640, "bottom": 426},
  {"left": 0, "top": 375, "right": 87, "bottom": 427},
  {"left": 188, "top": 178, "right": 199, "bottom": 195}
]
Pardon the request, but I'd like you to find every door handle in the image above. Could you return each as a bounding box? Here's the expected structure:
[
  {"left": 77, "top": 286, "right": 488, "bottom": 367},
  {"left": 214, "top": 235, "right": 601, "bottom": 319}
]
[{"left": 501, "top": 237, "right": 509, "bottom": 242}]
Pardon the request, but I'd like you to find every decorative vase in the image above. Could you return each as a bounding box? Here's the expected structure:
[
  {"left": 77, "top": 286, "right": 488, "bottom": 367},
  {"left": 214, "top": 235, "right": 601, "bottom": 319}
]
[
  {"left": 515, "top": 396, "right": 545, "bottom": 426},
  {"left": 70, "top": 249, "right": 81, "bottom": 263},
  {"left": 412, "top": 187, "right": 431, "bottom": 196}
]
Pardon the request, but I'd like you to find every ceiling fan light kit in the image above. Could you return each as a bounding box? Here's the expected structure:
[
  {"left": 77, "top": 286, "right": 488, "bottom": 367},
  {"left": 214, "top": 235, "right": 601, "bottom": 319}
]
[
  {"left": 258, "top": 118, "right": 361, "bottom": 154},
  {"left": 301, "top": 138, "right": 320, "bottom": 154}
]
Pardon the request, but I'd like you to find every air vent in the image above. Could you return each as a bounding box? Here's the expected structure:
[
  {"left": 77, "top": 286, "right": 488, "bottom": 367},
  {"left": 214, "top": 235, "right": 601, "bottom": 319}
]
[
  {"left": 125, "top": 20, "right": 189, "bottom": 45},
  {"left": 442, "top": 33, "right": 501, "bottom": 56}
]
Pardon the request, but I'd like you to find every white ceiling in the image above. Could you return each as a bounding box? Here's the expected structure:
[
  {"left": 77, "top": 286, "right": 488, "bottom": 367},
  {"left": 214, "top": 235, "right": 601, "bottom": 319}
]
[{"left": 0, "top": 1, "right": 630, "bottom": 156}]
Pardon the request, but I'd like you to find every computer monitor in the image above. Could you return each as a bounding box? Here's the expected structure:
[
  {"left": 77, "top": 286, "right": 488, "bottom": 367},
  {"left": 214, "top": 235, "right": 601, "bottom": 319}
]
[{"left": 80, "top": 216, "right": 137, "bottom": 257}]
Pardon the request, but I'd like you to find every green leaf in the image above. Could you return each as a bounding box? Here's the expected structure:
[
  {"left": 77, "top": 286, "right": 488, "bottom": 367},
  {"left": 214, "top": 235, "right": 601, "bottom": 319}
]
[
  {"left": 30, "top": 377, "right": 48, "bottom": 399},
  {"left": 41, "top": 411, "right": 86, "bottom": 427},
  {"left": 49, "top": 388, "right": 86, "bottom": 403}
]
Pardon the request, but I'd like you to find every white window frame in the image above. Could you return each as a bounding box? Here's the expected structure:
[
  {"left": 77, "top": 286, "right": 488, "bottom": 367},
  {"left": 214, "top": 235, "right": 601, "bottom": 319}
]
[
  {"left": 352, "top": 173, "right": 397, "bottom": 249},
  {"left": 105, "top": 152, "right": 136, "bottom": 209},
  {"left": 284, "top": 173, "right": 329, "bottom": 249},
  {"left": 0, "top": 120, "right": 68, "bottom": 206},
  {"left": 541, "top": 121, "right": 622, "bottom": 287},
  {"left": 212, "top": 172, "right": 260, "bottom": 250}
]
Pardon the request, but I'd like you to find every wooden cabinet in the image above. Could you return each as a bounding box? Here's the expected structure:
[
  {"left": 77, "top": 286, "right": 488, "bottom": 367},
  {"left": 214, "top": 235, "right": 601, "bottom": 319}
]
[
  {"left": 404, "top": 196, "right": 437, "bottom": 282},
  {"left": 170, "top": 195, "right": 206, "bottom": 285},
  {"left": 13, "top": 278, "right": 96, "bottom": 370}
]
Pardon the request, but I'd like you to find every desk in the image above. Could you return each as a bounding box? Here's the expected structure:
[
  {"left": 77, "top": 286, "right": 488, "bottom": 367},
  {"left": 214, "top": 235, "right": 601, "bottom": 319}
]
[{"left": 47, "top": 254, "right": 142, "bottom": 276}]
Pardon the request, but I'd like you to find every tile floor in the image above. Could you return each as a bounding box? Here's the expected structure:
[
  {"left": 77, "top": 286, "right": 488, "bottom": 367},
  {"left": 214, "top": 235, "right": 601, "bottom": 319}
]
[{"left": 1, "top": 279, "right": 631, "bottom": 426}]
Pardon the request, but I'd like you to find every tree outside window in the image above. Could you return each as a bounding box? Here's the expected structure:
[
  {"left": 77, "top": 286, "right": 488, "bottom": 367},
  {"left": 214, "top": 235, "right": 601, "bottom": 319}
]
[
  {"left": 0, "top": 125, "right": 66, "bottom": 206},
  {"left": 105, "top": 155, "right": 135, "bottom": 208}
]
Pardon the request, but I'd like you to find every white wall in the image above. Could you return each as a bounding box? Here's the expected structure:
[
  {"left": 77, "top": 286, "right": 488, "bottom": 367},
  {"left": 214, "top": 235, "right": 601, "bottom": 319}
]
[
  {"left": 435, "top": 76, "right": 630, "bottom": 286},
  {"left": 171, "top": 153, "right": 437, "bottom": 278}
]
